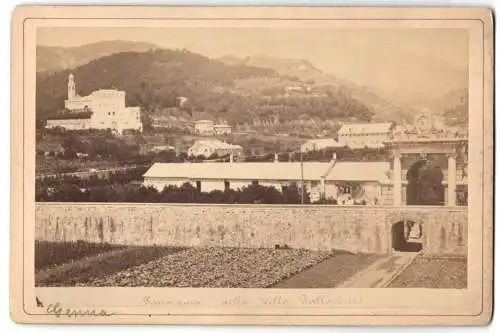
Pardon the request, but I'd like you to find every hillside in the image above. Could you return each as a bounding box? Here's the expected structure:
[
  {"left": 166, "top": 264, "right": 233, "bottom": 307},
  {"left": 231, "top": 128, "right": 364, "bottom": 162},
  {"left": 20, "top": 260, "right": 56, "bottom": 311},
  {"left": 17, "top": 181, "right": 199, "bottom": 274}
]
[
  {"left": 435, "top": 88, "right": 468, "bottom": 129},
  {"left": 219, "top": 55, "right": 334, "bottom": 86},
  {"left": 37, "top": 40, "right": 160, "bottom": 73},
  {"left": 219, "top": 55, "right": 417, "bottom": 124},
  {"left": 36, "top": 49, "right": 375, "bottom": 128}
]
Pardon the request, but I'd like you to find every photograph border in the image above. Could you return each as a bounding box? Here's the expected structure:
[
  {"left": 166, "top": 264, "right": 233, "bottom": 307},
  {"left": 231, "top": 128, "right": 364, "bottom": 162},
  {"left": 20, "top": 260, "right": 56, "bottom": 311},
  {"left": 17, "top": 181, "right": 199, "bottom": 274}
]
[{"left": 10, "top": 6, "right": 494, "bottom": 325}]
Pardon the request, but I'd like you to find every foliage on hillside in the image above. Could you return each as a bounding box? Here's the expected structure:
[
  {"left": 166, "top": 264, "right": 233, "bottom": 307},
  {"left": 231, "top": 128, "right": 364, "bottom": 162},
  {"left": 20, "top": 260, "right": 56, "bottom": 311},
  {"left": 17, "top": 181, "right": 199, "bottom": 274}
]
[
  {"left": 36, "top": 49, "right": 374, "bottom": 126},
  {"left": 441, "top": 90, "right": 468, "bottom": 129}
]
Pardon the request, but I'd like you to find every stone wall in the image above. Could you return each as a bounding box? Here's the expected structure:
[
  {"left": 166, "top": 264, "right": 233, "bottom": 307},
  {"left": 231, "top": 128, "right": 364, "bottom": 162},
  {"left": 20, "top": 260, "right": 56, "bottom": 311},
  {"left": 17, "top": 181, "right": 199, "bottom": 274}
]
[
  {"left": 46, "top": 118, "right": 91, "bottom": 130},
  {"left": 35, "top": 204, "right": 467, "bottom": 255}
]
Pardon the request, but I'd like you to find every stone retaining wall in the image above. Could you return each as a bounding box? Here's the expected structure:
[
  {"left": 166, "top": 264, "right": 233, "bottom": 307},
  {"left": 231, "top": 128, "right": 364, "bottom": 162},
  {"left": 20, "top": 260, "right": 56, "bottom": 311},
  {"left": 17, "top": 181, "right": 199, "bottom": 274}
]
[{"left": 35, "top": 204, "right": 467, "bottom": 255}]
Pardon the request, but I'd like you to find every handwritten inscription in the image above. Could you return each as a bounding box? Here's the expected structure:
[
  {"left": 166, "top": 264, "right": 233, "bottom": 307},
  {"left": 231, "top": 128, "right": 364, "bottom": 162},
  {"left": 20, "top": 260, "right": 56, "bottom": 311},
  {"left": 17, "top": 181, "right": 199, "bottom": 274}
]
[
  {"left": 260, "top": 295, "right": 289, "bottom": 305},
  {"left": 45, "top": 302, "right": 114, "bottom": 318},
  {"left": 300, "top": 294, "right": 363, "bottom": 306},
  {"left": 143, "top": 296, "right": 201, "bottom": 307},
  {"left": 220, "top": 294, "right": 364, "bottom": 307},
  {"left": 222, "top": 296, "right": 247, "bottom": 306}
]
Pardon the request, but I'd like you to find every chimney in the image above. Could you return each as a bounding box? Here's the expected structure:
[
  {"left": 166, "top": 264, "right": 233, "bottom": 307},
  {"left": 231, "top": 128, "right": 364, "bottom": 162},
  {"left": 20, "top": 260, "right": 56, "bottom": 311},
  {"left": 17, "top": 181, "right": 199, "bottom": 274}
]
[{"left": 274, "top": 152, "right": 279, "bottom": 163}]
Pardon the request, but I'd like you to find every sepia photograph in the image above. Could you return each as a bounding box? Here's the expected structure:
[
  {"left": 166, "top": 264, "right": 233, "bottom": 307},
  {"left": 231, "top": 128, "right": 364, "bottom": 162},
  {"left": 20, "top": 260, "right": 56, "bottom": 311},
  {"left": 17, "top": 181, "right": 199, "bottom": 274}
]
[
  {"left": 34, "top": 25, "right": 469, "bottom": 289},
  {"left": 10, "top": 5, "right": 492, "bottom": 325}
]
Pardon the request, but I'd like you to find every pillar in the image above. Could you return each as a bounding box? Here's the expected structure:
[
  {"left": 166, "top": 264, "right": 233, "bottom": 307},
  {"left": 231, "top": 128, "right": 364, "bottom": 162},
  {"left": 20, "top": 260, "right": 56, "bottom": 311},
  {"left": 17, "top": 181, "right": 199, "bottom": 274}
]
[
  {"left": 447, "top": 151, "right": 457, "bottom": 206},
  {"left": 393, "top": 152, "right": 402, "bottom": 206},
  {"left": 320, "top": 177, "right": 326, "bottom": 200},
  {"left": 402, "top": 184, "right": 407, "bottom": 205}
]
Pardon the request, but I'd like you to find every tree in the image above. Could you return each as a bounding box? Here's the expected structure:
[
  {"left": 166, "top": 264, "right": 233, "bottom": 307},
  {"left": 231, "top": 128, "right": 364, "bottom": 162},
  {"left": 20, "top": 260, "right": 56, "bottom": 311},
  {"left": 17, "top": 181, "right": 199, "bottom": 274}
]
[
  {"left": 282, "top": 184, "right": 301, "bottom": 204},
  {"left": 207, "top": 152, "right": 219, "bottom": 160},
  {"left": 443, "top": 93, "right": 468, "bottom": 129}
]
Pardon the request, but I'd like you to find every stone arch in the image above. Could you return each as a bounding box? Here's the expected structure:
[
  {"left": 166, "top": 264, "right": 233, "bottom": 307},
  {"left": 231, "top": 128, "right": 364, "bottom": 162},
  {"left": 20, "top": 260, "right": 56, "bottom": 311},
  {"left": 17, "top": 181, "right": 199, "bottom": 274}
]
[
  {"left": 406, "top": 159, "right": 445, "bottom": 206},
  {"left": 390, "top": 217, "right": 424, "bottom": 252}
]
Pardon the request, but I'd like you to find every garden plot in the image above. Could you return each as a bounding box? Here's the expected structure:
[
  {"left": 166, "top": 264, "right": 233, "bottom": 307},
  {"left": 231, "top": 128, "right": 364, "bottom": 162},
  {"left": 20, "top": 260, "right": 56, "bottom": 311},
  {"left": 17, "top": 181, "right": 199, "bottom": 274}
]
[
  {"left": 388, "top": 255, "right": 467, "bottom": 289},
  {"left": 36, "top": 245, "right": 185, "bottom": 287},
  {"left": 35, "top": 240, "right": 127, "bottom": 271},
  {"left": 78, "top": 247, "right": 335, "bottom": 288}
]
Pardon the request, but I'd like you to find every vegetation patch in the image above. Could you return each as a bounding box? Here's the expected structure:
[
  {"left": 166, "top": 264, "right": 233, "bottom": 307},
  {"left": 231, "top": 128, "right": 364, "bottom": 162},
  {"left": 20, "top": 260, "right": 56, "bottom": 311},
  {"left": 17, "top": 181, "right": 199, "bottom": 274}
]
[
  {"left": 271, "top": 252, "right": 383, "bottom": 288},
  {"left": 35, "top": 245, "right": 185, "bottom": 287},
  {"left": 387, "top": 255, "right": 467, "bottom": 289},
  {"left": 76, "top": 247, "right": 335, "bottom": 288},
  {"left": 36, "top": 181, "right": 313, "bottom": 204},
  {"left": 35, "top": 240, "right": 127, "bottom": 271}
]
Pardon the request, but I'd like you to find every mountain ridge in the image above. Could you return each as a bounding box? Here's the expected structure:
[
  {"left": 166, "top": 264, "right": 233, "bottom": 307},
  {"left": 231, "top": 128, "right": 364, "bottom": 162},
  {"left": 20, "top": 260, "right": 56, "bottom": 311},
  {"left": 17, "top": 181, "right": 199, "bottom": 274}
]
[
  {"left": 36, "top": 42, "right": 467, "bottom": 130},
  {"left": 37, "top": 40, "right": 160, "bottom": 73}
]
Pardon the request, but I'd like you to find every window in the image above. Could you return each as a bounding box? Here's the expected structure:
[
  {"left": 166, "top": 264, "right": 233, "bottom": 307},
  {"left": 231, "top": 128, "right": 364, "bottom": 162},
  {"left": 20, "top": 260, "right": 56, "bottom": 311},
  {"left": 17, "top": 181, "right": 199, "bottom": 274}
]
[
  {"left": 252, "top": 180, "right": 259, "bottom": 186},
  {"left": 224, "top": 180, "right": 230, "bottom": 192},
  {"left": 281, "top": 185, "right": 288, "bottom": 192},
  {"left": 108, "top": 112, "right": 110, "bottom": 115},
  {"left": 196, "top": 181, "right": 201, "bottom": 191},
  {"left": 339, "top": 184, "right": 352, "bottom": 194}
]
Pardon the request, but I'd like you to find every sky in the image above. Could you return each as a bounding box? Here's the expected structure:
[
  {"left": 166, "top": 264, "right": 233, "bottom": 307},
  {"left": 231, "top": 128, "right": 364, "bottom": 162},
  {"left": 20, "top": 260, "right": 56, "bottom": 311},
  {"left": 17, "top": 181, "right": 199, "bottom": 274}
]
[
  {"left": 38, "top": 27, "right": 468, "bottom": 70},
  {"left": 37, "top": 27, "right": 469, "bottom": 100}
]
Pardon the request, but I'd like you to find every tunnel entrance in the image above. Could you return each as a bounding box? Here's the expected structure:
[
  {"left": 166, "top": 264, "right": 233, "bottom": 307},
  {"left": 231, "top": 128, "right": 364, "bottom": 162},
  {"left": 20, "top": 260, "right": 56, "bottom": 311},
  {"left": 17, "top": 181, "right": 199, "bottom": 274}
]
[{"left": 391, "top": 220, "right": 423, "bottom": 252}]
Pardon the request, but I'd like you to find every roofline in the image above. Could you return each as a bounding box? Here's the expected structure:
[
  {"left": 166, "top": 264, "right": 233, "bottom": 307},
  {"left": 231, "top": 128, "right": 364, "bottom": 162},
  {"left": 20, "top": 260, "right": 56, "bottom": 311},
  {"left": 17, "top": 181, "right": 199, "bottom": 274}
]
[{"left": 143, "top": 175, "right": 384, "bottom": 182}]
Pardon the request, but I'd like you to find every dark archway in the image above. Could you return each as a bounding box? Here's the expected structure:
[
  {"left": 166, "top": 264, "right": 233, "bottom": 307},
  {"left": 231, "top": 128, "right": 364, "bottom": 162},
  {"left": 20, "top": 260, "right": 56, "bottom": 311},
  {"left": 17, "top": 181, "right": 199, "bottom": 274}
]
[
  {"left": 391, "top": 220, "right": 423, "bottom": 252},
  {"left": 406, "top": 160, "right": 445, "bottom": 206}
]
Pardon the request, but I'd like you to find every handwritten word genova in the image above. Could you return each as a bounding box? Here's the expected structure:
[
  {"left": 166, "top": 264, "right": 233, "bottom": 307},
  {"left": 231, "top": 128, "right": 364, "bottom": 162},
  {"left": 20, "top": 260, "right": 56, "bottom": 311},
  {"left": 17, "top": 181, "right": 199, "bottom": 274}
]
[{"left": 45, "top": 302, "right": 114, "bottom": 318}]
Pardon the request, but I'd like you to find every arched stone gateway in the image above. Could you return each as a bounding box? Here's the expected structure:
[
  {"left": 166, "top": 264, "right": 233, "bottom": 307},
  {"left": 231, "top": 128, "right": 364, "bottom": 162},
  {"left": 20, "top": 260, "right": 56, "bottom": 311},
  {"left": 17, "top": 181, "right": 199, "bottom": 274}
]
[
  {"left": 391, "top": 220, "right": 423, "bottom": 252},
  {"left": 387, "top": 112, "right": 468, "bottom": 207}
]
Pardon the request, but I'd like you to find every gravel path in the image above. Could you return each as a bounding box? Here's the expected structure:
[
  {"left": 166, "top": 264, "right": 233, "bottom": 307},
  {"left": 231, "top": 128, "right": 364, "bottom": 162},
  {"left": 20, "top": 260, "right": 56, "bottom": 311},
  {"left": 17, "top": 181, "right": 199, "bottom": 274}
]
[{"left": 78, "top": 247, "right": 334, "bottom": 288}]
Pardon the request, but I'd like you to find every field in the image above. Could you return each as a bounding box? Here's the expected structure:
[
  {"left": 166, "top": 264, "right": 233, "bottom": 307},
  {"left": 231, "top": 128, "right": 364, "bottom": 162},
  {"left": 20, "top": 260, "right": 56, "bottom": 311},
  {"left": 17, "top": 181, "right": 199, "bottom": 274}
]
[
  {"left": 35, "top": 240, "right": 127, "bottom": 271},
  {"left": 35, "top": 241, "right": 185, "bottom": 286},
  {"left": 35, "top": 242, "right": 467, "bottom": 289},
  {"left": 35, "top": 241, "right": 380, "bottom": 288},
  {"left": 388, "top": 255, "right": 467, "bottom": 289}
]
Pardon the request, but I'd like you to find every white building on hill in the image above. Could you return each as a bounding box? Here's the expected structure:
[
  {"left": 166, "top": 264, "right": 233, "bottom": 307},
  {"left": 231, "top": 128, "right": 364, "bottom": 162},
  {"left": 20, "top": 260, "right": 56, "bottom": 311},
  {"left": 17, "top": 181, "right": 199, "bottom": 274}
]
[
  {"left": 300, "top": 138, "right": 344, "bottom": 153},
  {"left": 194, "top": 120, "right": 233, "bottom": 136},
  {"left": 45, "top": 73, "right": 143, "bottom": 134},
  {"left": 337, "top": 123, "right": 392, "bottom": 149},
  {"left": 214, "top": 123, "right": 232, "bottom": 135},
  {"left": 194, "top": 120, "right": 214, "bottom": 135},
  {"left": 188, "top": 140, "right": 243, "bottom": 158},
  {"left": 142, "top": 157, "right": 392, "bottom": 204}
]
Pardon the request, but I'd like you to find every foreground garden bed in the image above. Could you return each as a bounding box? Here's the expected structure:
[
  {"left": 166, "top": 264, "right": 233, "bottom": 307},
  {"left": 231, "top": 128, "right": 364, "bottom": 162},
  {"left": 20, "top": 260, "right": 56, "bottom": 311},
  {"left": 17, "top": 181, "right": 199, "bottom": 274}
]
[
  {"left": 271, "top": 252, "right": 383, "bottom": 288},
  {"left": 76, "top": 247, "right": 335, "bottom": 288},
  {"left": 387, "top": 255, "right": 467, "bottom": 289},
  {"left": 36, "top": 245, "right": 185, "bottom": 286},
  {"left": 35, "top": 240, "right": 128, "bottom": 271}
]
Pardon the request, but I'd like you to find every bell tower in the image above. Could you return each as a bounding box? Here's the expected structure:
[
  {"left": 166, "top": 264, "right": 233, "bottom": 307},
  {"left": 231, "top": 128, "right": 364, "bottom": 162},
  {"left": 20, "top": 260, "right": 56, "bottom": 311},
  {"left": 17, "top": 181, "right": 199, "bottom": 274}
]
[{"left": 68, "top": 73, "right": 76, "bottom": 100}]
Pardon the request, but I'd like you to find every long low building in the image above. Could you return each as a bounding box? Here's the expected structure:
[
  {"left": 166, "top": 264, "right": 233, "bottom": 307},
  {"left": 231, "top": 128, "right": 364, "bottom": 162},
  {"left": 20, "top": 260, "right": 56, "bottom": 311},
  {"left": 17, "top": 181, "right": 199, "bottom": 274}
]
[
  {"left": 187, "top": 139, "right": 243, "bottom": 158},
  {"left": 142, "top": 158, "right": 392, "bottom": 204}
]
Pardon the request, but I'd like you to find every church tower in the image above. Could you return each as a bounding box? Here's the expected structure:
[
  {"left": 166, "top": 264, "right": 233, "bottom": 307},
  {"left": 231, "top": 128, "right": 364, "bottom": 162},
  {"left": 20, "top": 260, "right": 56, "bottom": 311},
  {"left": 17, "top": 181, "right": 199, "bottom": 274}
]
[{"left": 68, "top": 73, "right": 76, "bottom": 100}]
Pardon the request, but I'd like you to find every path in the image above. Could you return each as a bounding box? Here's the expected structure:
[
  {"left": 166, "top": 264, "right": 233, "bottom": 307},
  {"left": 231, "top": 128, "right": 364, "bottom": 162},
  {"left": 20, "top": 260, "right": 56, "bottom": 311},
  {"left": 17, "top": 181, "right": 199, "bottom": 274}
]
[
  {"left": 337, "top": 252, "right": 419, "bottom": 288},
  {"left": 272, "top": 252, "right": 382, "bottom": 288}
]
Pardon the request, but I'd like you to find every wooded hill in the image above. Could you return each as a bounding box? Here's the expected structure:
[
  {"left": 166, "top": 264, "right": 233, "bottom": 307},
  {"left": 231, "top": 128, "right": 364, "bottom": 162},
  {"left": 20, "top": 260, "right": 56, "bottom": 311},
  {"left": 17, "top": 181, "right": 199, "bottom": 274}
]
[
  {"left": 36, "top": 45, "right": 467, "bottom": 130},
  {"left": 36, "top": 48, "right": 375, "bottom": 127}
]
